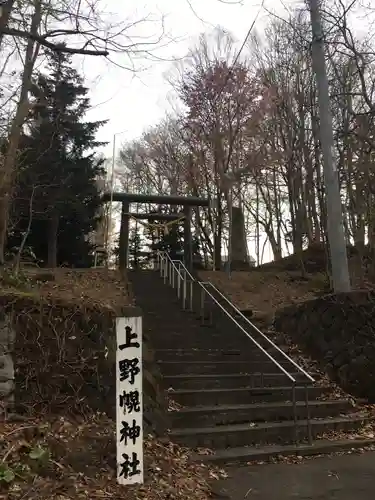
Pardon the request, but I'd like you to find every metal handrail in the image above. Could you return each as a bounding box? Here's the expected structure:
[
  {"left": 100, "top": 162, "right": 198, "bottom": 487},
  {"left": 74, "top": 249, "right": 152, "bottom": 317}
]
[
  {"left": 157, "top": 251, "right": 301, "bottom": 382},
  {"left": 155, "top": 250, "right": 314, "bottom": 444},
  {"left": 159, "top": 253, "right": 312, "bottom": 381},
  {"left": 173, "top": 260, "right": 194, "bottom": 281},
  {"left": 169, "top": 260, "right": 184, "bottom": 280},
  {"left": 200, "top": 281, "right": 315, "bottom": 383},
  {"left": 199, "top": 282, "right": 296, "bottom": 382}
]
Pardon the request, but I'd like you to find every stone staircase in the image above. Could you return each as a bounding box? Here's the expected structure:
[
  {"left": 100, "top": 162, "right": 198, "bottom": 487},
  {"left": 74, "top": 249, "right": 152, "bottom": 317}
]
[{"left": 130, "top": 264, "right": 375, "bottom": 464}]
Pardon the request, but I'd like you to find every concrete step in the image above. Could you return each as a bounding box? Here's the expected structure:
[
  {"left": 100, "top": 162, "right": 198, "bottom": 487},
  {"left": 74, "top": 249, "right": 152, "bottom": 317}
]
[
  {"left": 156, "top": 350, "right": 247, "bottom": 361},
  {"left": 143, "top": 318, "right": 201, "bottom": 326},
  {"left": 170, "top": 416, "right": 372, "bottom": 449},
  {"left": 155, "top": 348, "right": 289, "bottom": 361},
  {"left": 158, "top": 360, "right": 308, "bottom": 376},
  {"left": 169, "top": 400, "right": 352, "bottom": 427},
  {"left": 193, "top": 437, "right": 375, "bottom": 464},
  {"left": 171, "top": 385, "right": 327, "bottom": 406},
  {"left": 153, "top": 341, "right": 256, "bottom": 350},
  {"left": 164, "top": 372, "right": 308, "bottom": 390}
]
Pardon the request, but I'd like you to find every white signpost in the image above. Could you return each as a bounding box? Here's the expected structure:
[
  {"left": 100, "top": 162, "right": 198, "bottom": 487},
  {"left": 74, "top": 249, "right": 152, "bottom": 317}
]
[{"left": 116, "top": 316, "right": 144, "bottom": 485}]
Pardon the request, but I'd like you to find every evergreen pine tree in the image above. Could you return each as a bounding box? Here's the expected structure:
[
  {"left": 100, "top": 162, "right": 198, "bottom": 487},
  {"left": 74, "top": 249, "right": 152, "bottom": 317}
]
[
  {"left": 128, "top": 225, "right": 146, "bottom": 269},
  {"left": 11, "top": 48, "right": 107, "bottom": 267},
  {"left": 150, "top": 221, "right": 183, "bottom": 261}
]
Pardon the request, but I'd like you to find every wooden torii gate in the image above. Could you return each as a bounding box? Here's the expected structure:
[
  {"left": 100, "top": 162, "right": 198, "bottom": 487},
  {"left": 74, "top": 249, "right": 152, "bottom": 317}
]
[{"left": 102, "top": 192, "right": 209, "bottom": 271}]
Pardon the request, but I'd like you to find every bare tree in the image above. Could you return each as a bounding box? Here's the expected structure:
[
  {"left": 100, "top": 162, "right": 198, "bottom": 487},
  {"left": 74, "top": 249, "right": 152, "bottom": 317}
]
[
  {"left": 0, "top": 0, "right": 167, "bottom": 264},
  {"left": 115, "top": 5, "right": 375, "bottom": 285}
]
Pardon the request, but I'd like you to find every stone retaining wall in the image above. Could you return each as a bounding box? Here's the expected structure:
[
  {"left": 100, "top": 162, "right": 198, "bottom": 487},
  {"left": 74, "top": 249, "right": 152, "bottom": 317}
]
[{"left": 274, "top": 290, "right": 375, "bottom": 402}]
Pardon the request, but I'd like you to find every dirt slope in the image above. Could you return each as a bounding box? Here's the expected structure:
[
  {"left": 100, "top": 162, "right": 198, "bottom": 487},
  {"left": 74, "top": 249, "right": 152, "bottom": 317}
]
[
  {"left": 0, "top": 268, "right": 218, "bottom": 500},
  {"left": 199, "top": 269, "right": 325, "bottom": 315}
]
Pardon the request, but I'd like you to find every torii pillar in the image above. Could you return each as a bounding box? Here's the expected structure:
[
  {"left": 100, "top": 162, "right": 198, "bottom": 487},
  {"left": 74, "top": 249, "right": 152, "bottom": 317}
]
[
  {"left": 119, "top": 201, "right": 130, "bottom": 270},
  {"left": 103, "top": 192, "right": 209, "bottom": 272},
  {"left": 183, "top": 206, "right": 192, "bottom": 271}
]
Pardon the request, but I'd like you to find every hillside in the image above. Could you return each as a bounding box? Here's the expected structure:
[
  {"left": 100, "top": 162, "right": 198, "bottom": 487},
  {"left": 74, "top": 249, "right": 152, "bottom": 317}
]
[
  {"left": 0, "top": 267, "right": 217, "bottom": 500},
  {"left": 0, "top": 267, "right": 133, "bottom": 312},
  {"left": 200, "top": 245, "right": 375, "bottom": 317},
  {"left": 200, "top": 268, "right": 321, "bottom": 316}
]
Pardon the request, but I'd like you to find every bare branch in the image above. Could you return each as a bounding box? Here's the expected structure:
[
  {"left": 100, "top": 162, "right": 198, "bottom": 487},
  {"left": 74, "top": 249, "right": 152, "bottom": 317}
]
[{"left": 1, "top": 26, "right": 108, "bottom": 55}]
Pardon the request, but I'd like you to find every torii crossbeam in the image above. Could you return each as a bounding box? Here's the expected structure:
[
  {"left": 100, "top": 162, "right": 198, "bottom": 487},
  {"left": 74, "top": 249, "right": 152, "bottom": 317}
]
[{"left": 102, "top": 192, "right": 209, "bottom": 270}]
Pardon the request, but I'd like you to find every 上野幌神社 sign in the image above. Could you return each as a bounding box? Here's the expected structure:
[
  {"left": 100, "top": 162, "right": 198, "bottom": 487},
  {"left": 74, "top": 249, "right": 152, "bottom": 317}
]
[{"left": 116, "top": 316, "right": 143, "bottom": 485}]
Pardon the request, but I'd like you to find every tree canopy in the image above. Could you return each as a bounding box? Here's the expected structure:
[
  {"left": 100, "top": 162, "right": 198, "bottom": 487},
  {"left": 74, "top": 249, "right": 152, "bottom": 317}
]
[
  {"left": 117, "top": 9, "right": 375, "bottom": 281},
  {"left": 8, "top": 49, "right": 107, "bottom": 267}
]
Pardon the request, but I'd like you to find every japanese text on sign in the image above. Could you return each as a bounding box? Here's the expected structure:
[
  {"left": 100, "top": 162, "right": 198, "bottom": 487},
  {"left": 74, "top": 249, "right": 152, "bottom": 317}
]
[{"left": 116, "top": 317, "right": 143, "bottom": 485}]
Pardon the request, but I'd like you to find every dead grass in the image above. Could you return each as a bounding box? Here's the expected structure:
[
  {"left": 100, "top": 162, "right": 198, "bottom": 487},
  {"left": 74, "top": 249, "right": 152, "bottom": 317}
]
[
  {"left": 29, "top": 268, "right": 133, "bottom": 312},
  {"left": 199, "top": 245, "right": 375, "bottom": 316},
  {"left": 1, "top": 414, "right": 219, "bottom": 500},
  {"left": 199, "top": 269, "right": 323, "bottom": 314},
  {"left": 0, "top": 267, "right": 133, "bottom": 314},
  {"left": 0, "top": 268, "right": 219, "bottom": 499}
]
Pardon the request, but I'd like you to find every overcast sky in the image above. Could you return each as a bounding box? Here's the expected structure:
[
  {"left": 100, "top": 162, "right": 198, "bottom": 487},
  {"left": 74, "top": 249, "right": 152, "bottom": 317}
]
[
  {"left": 77, "top": 0, "right": 302, "bottom": 262},
  {"left": 82, "top": 0, "right": 295, "bottom": 159},
  {"left": 76, "top": 0, "right": 366, "bottom": 262}
]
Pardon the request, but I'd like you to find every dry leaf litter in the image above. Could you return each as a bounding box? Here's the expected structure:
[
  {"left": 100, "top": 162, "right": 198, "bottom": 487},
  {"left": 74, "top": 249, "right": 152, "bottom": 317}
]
[
  {"left": 0, "top": 268, "right": 225, "bottom": 499},
  {"left": 1, "top": 413, "right": 226, "bottom": 500}
]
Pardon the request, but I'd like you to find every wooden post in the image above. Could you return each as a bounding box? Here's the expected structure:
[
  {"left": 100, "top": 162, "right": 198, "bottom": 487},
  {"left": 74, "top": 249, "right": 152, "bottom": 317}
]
[
  {"left": 184, "top": 206, "right": 192, "bottom": 271},
  {"left": 116, "top": 315, "right": 144, "bottom": 484},
  {"left": 119, "top": 201, "right": 130, "bottom": 270}
]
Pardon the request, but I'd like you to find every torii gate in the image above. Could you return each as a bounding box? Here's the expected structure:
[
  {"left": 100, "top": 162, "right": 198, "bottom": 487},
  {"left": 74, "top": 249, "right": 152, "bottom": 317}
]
[{"left": 102, "top": 192, "right": 210, "bottom": 271}]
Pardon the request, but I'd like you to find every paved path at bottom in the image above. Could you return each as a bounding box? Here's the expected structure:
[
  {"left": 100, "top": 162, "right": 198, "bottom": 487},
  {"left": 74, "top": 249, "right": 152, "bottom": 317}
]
[{"left": 213, "top": 452, "right": 375, "bottom": 500}]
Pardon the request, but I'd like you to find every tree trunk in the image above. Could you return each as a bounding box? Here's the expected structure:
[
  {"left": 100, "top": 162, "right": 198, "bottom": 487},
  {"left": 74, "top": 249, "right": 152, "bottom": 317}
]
[
  {"left": 266, "top": 228, "right": 282, "bottom": 261},
  {"left": 47, "top": 212, "right": 59, "bottom": 268},
  {"left": 0, "top": 3, "right": 41, "bottom": 263},
  {"left": 0, "top": 314, "right": 15, "bottom": 417},
  {"left": 0, "top": 0, "right": 16, "bottom": 50},
  {"left": 308, "top": 0, "right": 351, "bottom": 292},
  {"left": 214, "top": 228, "right": 222, "bottom": 270},
  {"left": 213, "top": 192, "right": 223, "bottom": 270}
]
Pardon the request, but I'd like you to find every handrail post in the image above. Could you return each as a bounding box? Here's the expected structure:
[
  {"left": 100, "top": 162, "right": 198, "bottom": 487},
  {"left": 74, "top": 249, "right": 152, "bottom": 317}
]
[
  {"left": 201, "top": 281, "right": 314, "bottom": 384},
  {"left": 208, "top": 296, "right": 213, "bottom": 326},
  {"left": 183, "top": 273, "right": 187, "bottom": 310},
  {"left": 163, "top": 258, "right": 167, "bottom": 283},
  {"left": 159, "top": 256, "right": 313, "bottom": 396},
  {"left": 200, "top": 287, "right": 205, "bottom": 324},
  {"left": 177, "top": 263, "right": 181, "bottom": 299},
  {"left": 305, "top": 384, "right": 312, "bottom": 445},
  {"left": 292, "top": 382, "right": 298, "bottom": 444}
]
